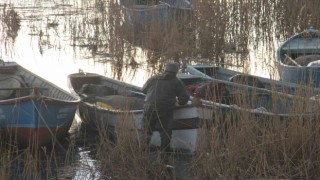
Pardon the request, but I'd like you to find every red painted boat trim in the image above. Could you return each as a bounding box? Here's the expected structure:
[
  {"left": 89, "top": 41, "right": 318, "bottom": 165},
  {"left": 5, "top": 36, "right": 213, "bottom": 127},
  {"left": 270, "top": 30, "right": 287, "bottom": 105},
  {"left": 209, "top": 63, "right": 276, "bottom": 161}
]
[{"left": 2, "top": 126, "right": 70, "bottom": 147}]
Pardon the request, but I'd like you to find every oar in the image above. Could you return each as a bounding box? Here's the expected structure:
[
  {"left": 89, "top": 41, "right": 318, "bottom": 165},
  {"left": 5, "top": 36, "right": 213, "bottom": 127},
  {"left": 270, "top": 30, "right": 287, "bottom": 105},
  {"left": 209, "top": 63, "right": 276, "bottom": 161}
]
[
  {"left": 285, "top": 54, "right": 302, "bottom": 67},
  {"left": 0, "top": 87, "right": 48, "bottom": 90},
  {"left": 129, "top": 90, "right": 146, "bottom": 98}
]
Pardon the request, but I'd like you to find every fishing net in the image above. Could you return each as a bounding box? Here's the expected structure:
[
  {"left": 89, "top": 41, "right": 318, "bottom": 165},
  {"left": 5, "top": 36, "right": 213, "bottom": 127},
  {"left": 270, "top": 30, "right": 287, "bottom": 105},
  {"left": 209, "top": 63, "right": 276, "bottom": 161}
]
[{"left": 186, "top": 80, "right": 231, "bottom": 104}]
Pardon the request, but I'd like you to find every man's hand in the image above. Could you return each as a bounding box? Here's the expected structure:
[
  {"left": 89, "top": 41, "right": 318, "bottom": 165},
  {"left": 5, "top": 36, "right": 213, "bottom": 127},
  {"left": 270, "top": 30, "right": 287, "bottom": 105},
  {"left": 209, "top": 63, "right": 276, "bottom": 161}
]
[
  {"left": 192, "top": 97, "right": 202, "bottom": 107},
  {"left": 175, "top": 102, "right": 180, "bottom": 107}
]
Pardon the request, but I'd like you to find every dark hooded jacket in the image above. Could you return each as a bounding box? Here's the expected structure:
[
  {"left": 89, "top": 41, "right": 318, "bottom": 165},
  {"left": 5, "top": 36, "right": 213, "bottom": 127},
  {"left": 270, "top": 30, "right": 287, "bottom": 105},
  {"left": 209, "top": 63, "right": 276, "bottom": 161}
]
[{"left": 142, "top": 72, "right": 190, "bottom": 109}]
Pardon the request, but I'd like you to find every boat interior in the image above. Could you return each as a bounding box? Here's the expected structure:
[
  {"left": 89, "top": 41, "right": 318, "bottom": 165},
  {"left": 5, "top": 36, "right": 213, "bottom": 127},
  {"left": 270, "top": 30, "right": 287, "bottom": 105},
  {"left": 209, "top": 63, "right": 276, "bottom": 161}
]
[
  {"left": 284, "top": 54, "right": 320, "bottom": 66},
  {"left": 71, "top": 74, "right": 145, "bottom": 110},
  {"left": 178, "top": 74, "right": 317, "bottom": 115},
  {"left": 280, "top": 36, "right": 320, "bottom": 66},
  {"left": 0, "top": 61, "right": 79, "bottom": 101},
  {"left": 188, "top": 65, "right": 320, "bottom": 97}
]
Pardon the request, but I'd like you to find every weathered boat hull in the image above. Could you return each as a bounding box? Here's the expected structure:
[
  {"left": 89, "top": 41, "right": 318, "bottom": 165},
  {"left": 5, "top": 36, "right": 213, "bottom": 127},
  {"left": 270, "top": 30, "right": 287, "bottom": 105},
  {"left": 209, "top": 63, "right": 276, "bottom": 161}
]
[
  {"left": 120, "top": 0, "right": 193, "bottom": 32},
  {"left": 177, "top": 73, "right": 318, "bottom": 124},
  {"left": 277, "top": 27, "right": 320, "bottom": 87},
  {"left": 68, "top": 72, "right": 200, "bottom": 154},
  {"left": 121, "top": 2, "right": 169, "bottom": 31},
  {"left": 78, "top": 100, "right": 143, "bottom": 130},
  {"left": 151, "top": 104, "right": 200, "bottom": 153},
  {"left": 186, "top": 63, "right": 320, "bottom": 97},
  {"left": 0, "top": 61, "right": 79, "bottom": 147}
]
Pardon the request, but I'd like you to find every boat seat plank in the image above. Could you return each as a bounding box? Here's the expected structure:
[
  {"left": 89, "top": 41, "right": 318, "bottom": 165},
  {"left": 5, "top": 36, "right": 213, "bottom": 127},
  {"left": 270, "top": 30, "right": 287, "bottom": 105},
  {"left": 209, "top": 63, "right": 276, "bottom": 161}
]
[{"left": 0, "top": 64, "right": 18, "bottom": 74}]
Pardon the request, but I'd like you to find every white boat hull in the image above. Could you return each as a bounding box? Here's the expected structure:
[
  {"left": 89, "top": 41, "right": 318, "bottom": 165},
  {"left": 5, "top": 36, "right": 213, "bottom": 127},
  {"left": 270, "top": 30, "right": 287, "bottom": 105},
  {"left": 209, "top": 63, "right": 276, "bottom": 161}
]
[{"left": 150, "top": 128, "right": 200, "bottom": 154}]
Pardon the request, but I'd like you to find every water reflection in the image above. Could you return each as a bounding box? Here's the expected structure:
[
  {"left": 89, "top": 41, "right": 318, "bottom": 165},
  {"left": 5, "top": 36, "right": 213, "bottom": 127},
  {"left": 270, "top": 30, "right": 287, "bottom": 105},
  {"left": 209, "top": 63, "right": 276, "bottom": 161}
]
[
  {"left": 1, "top": 119, "right": 102, "bottom": 179},
  {"left": 71, "top": 123, "right": 102, "bottom": 179}
]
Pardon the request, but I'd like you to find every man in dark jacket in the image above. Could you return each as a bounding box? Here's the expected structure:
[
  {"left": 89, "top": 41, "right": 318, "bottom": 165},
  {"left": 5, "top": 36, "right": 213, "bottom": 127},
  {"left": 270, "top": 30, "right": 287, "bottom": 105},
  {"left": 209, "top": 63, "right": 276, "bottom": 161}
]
[{"left": 142, "top": 62, "right": 190, "bottom": 152}]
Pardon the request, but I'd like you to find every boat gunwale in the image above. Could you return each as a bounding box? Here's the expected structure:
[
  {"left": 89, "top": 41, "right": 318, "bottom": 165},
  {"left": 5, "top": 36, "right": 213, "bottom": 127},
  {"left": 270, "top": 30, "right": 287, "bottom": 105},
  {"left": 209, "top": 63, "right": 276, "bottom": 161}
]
[
  {"left": 277, "top": 27, "right": 320, "bottom": 67},
  {"left": 0, "top": 61, "right": 80, "bottom": 102}
]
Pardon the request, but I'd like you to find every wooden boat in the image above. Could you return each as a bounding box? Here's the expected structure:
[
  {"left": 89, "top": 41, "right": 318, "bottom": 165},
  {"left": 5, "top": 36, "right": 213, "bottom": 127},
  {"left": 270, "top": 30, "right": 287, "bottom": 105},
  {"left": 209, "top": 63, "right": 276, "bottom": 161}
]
[
  {"left": 120, "top": 0, "right": 170, "bottom": 31},
  {"left": 161, "top": 0, "right": 192, "bottom": 17},
  {"left": 177, "top": 73, "right": 318, "bottom": 122},
  {"left": 161, "top": 0, "right": 192, "bottom": 9},
  {"left": 0, "top": 61, "right": 79, "bottom": 147},
  {"left": 67, "top": 71, "right": 200, "bottom": 154},
  {"left": 120, "top": 0, "right": 192, "bottom": 31},
  {"left": 277, "top": 26, "right": 320, "bottom": 87},
  {"left": 185, "top": 63, "right": 320, "bottom": 97}
]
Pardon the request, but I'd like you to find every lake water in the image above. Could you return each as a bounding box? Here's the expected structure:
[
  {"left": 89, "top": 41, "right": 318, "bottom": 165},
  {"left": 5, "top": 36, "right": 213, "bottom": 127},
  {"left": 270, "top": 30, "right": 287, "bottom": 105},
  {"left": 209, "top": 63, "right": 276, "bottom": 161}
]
[
  {"left": 0, "top": 1, "right": 192, "bottom": 179},
  {"left": 0, "top": 0, "right": 290, "bottom": 179}
]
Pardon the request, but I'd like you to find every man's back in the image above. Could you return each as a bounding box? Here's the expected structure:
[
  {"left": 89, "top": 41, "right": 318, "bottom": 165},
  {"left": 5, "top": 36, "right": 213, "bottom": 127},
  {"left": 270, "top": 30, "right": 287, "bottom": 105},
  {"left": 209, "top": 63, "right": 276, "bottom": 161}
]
[{"left": 142, "top": 72, "right": 189, "bottom": 109}]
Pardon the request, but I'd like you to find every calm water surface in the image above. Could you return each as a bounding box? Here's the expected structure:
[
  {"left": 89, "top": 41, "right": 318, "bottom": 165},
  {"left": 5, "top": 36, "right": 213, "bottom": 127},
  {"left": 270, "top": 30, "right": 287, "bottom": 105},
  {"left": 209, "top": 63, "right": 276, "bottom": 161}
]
[{"left": 0, "top": 1, "right": 192, "bottom": 179}]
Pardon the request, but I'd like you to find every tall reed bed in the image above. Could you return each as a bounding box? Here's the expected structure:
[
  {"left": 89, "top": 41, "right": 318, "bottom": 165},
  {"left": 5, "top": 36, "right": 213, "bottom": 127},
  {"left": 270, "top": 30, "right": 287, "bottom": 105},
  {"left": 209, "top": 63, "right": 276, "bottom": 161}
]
[
  {"left": 193, "top": 112, "right": 320, "bottom": 178},
  {"left": 95, "top": 111, "right": 177, "bottom": 179},
  {"left": 190, "top": 84, "right": 320, "bottom": 179},
  {"left": 0, "top": 128, "right": 79, "bottom": 179}
]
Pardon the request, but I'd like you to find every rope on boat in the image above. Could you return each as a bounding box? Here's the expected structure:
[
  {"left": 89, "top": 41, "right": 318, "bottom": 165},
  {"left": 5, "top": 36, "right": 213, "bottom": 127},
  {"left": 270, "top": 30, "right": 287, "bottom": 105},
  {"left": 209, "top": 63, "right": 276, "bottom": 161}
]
[
  {"left": 31, "top": 98, "right": 68, "bottom": 152},
  {"left": 284, "top": 54, "right": 301, "bottom": 67}
]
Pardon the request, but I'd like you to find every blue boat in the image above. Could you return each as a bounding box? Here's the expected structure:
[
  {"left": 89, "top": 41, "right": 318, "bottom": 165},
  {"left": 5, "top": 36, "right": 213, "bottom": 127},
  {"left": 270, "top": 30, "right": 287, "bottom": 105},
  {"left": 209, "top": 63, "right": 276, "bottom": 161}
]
[
  {"left": 161, "top": 0, "right": 192, "bottom": 9},
  {"left": 120, "top": 1, "right": 170, "bottom": 30},
  {"left": 120, "top": 0, "right": 192, "bottom": 31},
  {"left": 277, "top": 27, "right": 320, "bottom": 87},
  {"left": 185, "top": 63, "right": 320, "bottom": 97},
  {"left": 177, "top": 72, "right": 318, "bottom": 123},
  {"left": 0, "top": 61, "right": 79, "bottom": 147},
  {"left": 161, "top": 0, "right": 193, "bottom": 23}
]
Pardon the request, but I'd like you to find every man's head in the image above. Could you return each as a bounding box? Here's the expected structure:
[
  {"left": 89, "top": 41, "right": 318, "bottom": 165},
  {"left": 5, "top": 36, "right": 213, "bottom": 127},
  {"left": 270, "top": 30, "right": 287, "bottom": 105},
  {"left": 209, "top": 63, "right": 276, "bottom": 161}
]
[{"left": 164, "top": 62, "right": 179, "bottom": 73}]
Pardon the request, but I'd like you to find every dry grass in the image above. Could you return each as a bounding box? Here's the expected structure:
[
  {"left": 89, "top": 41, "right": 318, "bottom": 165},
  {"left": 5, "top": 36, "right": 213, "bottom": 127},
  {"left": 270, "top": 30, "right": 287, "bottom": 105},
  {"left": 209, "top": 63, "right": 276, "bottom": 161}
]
[
  {"left": 0, "top": 133, "right": 77, "bottom": 179},
  {"left": 95, "top": 113, "right": 176, "bottom": 179},
  {"left": 192, "top": 109, "right": 320, "bottom": 179}
]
